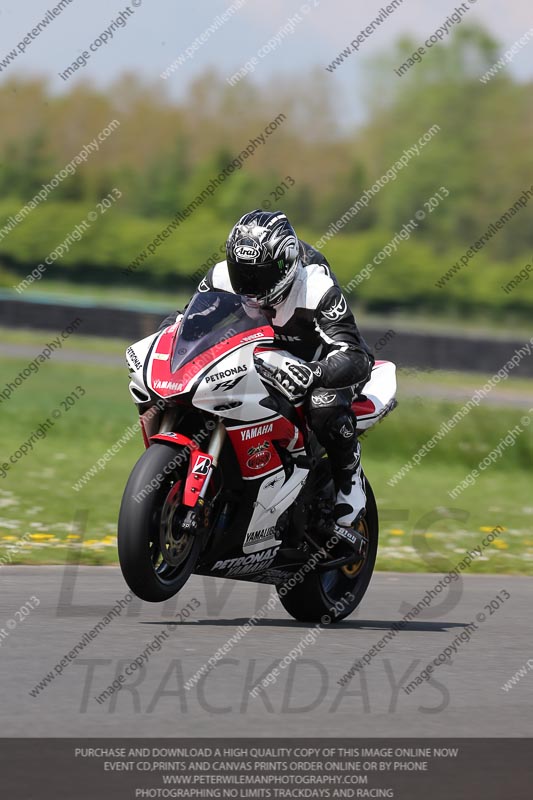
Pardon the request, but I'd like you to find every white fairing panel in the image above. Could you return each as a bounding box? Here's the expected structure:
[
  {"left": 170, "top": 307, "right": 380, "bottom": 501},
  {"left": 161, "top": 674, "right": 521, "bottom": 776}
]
[
  {"left": 242, "top": 465, "right": 309, "bottom": 554},
  {"left": 355, "top": 360, "right": 397, "bottom": 431},
  {"left": 192, "top": 341, "right": 277, "bottom": 422},
  {"left": 126, "top": 332, "right": 160, "bottom": 404}
]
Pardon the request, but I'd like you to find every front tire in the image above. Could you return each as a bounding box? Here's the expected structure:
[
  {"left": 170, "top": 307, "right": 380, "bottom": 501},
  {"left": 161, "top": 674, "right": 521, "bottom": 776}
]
[
  {"left": 118, "top": 443, "right": 203, "bottom": 602},
  {"left": 277, "top": 478, "right": 378, "bottom": 623}
]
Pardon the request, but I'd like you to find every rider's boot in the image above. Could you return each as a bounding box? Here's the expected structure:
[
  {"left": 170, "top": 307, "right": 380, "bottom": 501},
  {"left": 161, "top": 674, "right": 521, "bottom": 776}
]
[
  {"left": 334, "top": 439, "right": 366, "bottom": 526},
  {"left": 330, "top": 439, "right": 367, "bottom": 557}
]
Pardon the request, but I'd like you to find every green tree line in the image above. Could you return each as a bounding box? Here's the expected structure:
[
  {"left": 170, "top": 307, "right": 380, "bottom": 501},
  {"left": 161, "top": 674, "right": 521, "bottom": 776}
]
[{"left": 0, "top": 25, "right": 531, "bottom": 319}]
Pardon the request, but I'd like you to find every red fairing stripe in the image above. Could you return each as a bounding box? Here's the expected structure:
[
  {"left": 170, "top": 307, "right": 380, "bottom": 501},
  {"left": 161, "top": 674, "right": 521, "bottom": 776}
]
[
  {"left": 149, "top": 325, "right": 274, "bottom": 397},
  {"left": 147, "top": 325, "right": 181, "bottom": 397},
  {"left": 352, "top": 398, "right": 376, "bottom": 416},
  {"left": 150, "top": 432, "right": 199, "bottom": 449},
  {"left": 183, "top": 451, "right": 214, "bottom": 507}
]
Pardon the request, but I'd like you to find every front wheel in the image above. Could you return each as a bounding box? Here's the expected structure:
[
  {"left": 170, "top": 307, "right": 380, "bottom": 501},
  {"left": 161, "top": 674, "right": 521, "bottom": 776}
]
[
  {"left": 118, "top": 443, "right": 203, "bottom": 602},
  {"left": 277, "top": 478, "right": 378, "bottom": 623}
]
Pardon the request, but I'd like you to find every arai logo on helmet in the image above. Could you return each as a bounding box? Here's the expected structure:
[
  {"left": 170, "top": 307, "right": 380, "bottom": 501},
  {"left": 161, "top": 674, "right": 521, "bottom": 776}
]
[{"left": 234, "top": 243, "right": 260, "bottom": 260}]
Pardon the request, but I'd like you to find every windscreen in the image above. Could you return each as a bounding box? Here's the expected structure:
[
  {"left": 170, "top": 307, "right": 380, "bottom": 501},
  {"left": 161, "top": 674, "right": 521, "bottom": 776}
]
[{"left": 170, "top": 291, "right": 268, "bottom": 373}]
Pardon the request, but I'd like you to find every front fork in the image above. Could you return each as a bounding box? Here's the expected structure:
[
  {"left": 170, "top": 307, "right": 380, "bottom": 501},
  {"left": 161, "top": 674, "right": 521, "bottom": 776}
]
[
  {"left": 181, "top": 421, "right": 225, "bottom": 507},
  {"left": 197, "top": 421, "right": 226, "bottom": 501},
  {"left": 148, "top": 419, "right": 225, "bottom": 541},
  {"left": 178, "top": 421, "right": 225, "bottom": 536},
  {"left": 147, "top": 407, "right": 225, "bottom": 507}
]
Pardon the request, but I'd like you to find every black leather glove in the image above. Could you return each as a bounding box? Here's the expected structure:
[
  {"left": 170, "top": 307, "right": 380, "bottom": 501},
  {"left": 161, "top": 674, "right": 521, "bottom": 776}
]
[{"left": 255, "top": 357, "right": 319, "bottom": 402}]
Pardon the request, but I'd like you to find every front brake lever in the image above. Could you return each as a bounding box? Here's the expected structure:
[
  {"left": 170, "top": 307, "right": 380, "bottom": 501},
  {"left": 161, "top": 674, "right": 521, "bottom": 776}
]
[{"left": 253, "top": 354, "right": 277, "bottom": 380}]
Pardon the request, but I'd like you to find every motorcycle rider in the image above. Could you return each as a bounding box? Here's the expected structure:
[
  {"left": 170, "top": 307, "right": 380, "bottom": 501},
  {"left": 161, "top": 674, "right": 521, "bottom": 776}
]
[{"left": 161, "top": 210, "right": 374, "bottom": 540}]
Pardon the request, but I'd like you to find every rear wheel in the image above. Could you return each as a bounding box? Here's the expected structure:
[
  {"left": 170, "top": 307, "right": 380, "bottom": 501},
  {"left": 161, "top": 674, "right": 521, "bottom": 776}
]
[
  {"left": 277, "top": 478, "right": 378, "bottom": 623},
  {"left": 118, "top": 443, "right": 203, "bottom": 602}
]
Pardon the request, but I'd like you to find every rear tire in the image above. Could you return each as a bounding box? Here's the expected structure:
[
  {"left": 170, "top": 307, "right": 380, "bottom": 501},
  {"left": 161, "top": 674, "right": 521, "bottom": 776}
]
[
  {"left": 277, "top": 478, "right": 378, "bottom": 623},
  {"left": 118, "top": 443, "right": 203, "bottom": 602}
]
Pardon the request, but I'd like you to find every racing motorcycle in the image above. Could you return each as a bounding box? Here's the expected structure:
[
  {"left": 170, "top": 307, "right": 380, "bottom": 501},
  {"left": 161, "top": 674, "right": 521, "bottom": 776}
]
[{"left": 118, "top": 291, "right": 397, "bottom": 622}]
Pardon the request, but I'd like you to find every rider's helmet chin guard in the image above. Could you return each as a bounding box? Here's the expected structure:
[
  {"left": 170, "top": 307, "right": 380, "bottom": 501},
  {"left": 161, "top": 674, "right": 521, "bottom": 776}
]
[{"left": 226, "top": 209, "right": 300, "bottom": 308}]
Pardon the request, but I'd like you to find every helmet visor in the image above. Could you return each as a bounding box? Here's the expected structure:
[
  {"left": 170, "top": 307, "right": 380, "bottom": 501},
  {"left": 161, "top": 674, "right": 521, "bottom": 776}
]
[{"left": 227, "top": 258, "right": 285, "bottom": 299}]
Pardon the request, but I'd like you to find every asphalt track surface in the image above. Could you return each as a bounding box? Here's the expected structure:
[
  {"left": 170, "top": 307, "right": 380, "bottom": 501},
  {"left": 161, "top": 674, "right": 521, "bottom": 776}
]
[{"left": 2, "top": 566, "right": 531, "bottom": 737}]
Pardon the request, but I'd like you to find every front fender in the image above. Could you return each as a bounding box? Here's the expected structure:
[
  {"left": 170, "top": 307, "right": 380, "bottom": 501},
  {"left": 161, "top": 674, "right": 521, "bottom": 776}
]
[{"left": 150, "top": 432, "right": 199, "bottom": 450}]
